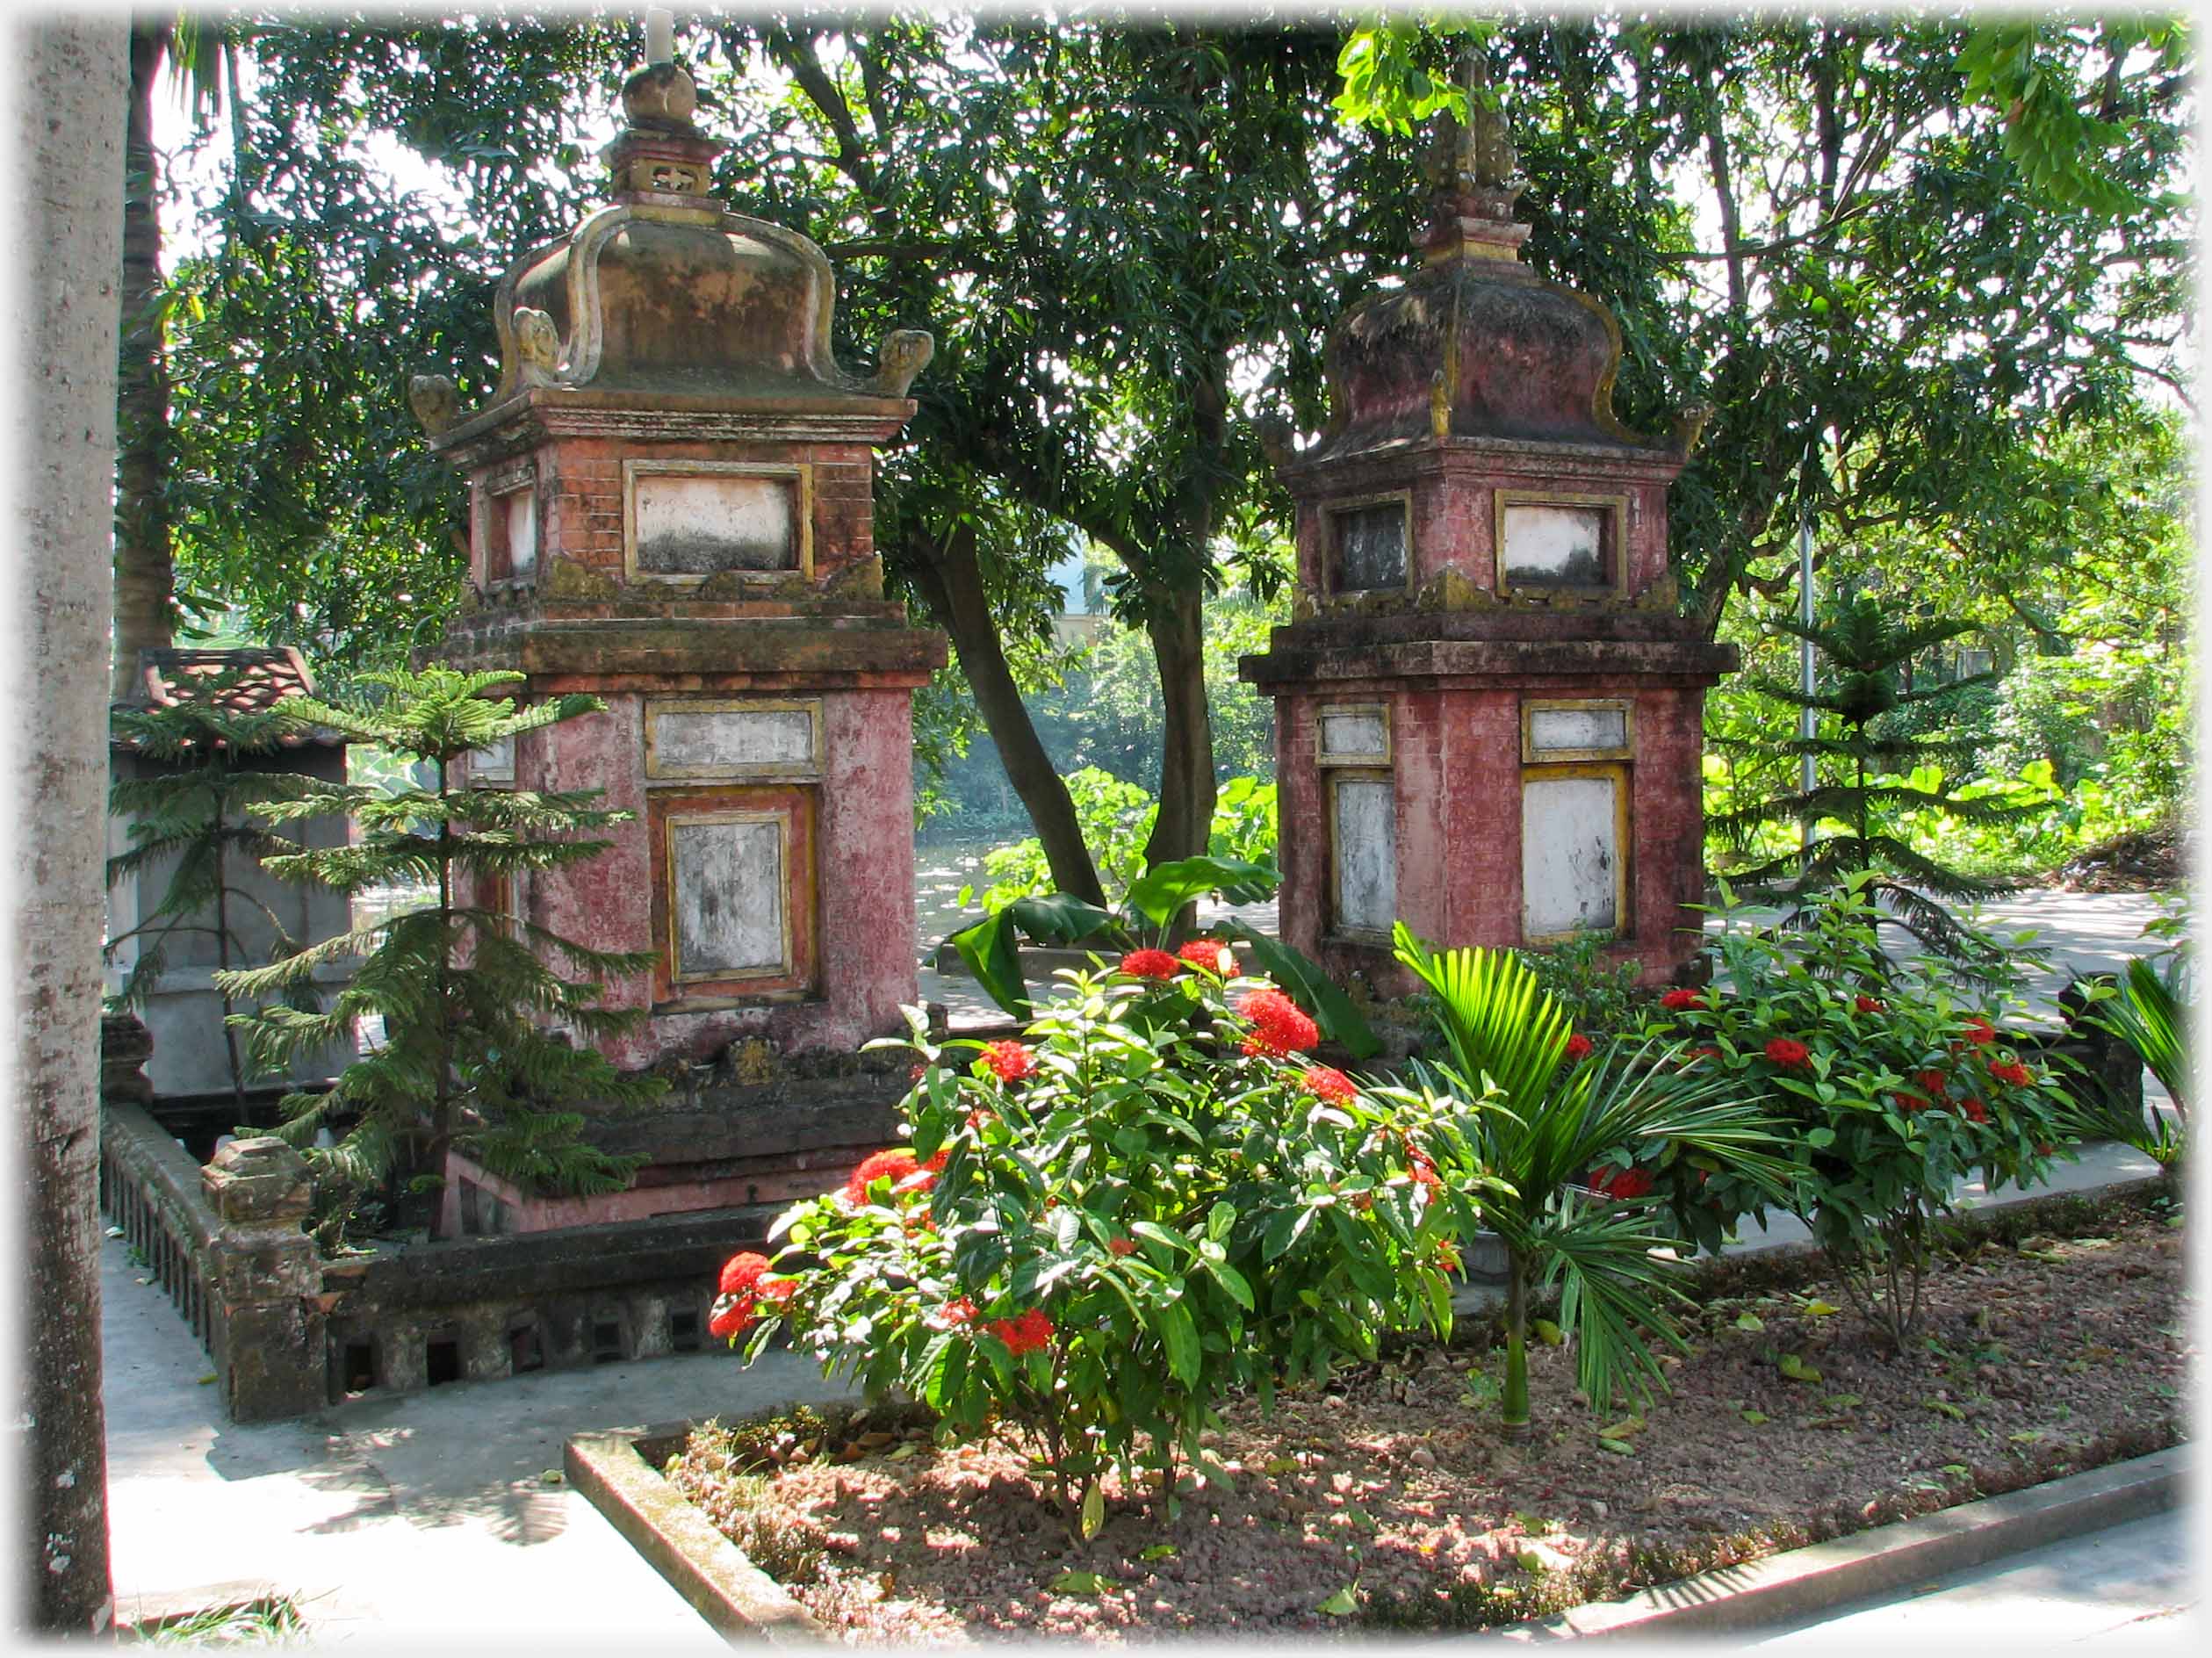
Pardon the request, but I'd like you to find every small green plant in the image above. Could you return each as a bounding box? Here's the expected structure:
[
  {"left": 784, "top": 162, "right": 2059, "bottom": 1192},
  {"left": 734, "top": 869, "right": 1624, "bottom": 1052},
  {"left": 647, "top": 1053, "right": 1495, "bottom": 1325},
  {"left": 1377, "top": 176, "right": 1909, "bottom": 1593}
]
[
  {"left": 218, "top": 668, "right": 663, "bottom": 1241},
  {"left": 1516, "top": 932, "right": 1646, "bottom": 1037},
  {"left": 1645, "top": 875, "right": 2071, "bottom": 1347},
  {"left": 2064, "top": 934, "right": 2189, "bottom": 1166},
  {"left": 123, "top": 1594, "right": 306, "bottom": 1647},
  {"left": 106, "top": 681, "right": 323, "bottom": 1110},
  {"left": 1392, "top": 924, "right": 1792, "bottom": 1434},
  {"left": 713, "top": 956, "right": 1485, "bottom": 1538}
]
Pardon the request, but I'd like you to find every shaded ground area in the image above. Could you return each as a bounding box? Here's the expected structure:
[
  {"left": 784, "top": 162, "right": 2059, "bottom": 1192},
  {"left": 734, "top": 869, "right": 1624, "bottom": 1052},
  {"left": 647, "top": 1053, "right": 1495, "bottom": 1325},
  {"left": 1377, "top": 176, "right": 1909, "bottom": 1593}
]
[{"left": 666, "top": 1207, "right": 2187, "bottom": 1642}]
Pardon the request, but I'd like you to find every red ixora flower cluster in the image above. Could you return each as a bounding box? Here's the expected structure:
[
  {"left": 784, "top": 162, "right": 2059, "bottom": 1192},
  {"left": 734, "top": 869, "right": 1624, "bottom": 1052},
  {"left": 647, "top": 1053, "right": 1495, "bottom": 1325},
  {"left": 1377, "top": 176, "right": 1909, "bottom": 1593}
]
[
  {"left": 1178, "top": 940, "right": 1239, "bottom": 976},
  {"left": 983, "top": 1040, "right": 1035, "bottom": 1083},
  {"left": 988, "top": 1308, "right": 1056, "bottom": 1356},
  {"left": 1564, "top": 1034, "right": 1595, "bottom": 1063},
  {"left": 709, "top": 1252, "right": 796, "bottom": 1340},
  {"left": 1239, "top": 988, "right": 1319, "bottom": 1057},
  {"left": 1406, "top": 1135, "right": 1443, "bottom": 1192},
  {"left": 1660, "top": 988, "right": 1707, "bottom": 1012},
  {"left": 1855, "top": 995, "right": 1886, "bottom": 1013},
  {"left": 1588, "top": 1164, "right": 1655, "bottom": 1201},
  {"left": 1764, "top": 1037, "right": 1812, "bottom": 1069},
  {"left": 842, "top": 1146, "right": 948, "bottom": 1205},
  {"left": 1960, "top": 1015, "right": 1998, "bottom": 1046},
  {"left": 1107, "top": 1236, "right": 1139, "bottom": 1257},
  {"left": 1989, "top": 1059, "right": 2033, "bottom": 1087},
  {"left": 1959, "top": 1097, "right": 1990, "bottom": 1124},
  {"left": 1119, "top": 948, "right": 1180, "bottom": 981},
  {"left": 927, "top": 1297, "right": 1053, "bottom": 1354},
  {"left": 1301, "top": 1065, "right": 1358, "bottom": 1103}
]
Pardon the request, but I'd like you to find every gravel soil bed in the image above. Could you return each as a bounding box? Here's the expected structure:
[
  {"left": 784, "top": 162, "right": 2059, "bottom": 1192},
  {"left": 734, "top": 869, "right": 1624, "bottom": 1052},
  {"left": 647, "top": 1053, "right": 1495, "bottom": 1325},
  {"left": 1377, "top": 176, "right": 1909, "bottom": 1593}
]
[{"left": 667, "top": 1201, "right": 2190, "bottom": 1643}]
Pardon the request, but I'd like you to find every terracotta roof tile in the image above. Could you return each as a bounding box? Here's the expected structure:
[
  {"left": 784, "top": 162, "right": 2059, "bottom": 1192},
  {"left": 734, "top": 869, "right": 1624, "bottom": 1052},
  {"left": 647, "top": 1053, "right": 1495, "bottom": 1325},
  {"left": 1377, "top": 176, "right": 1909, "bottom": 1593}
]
[{"left": 120, "top": 646, "right": 343, "bottom": 749}]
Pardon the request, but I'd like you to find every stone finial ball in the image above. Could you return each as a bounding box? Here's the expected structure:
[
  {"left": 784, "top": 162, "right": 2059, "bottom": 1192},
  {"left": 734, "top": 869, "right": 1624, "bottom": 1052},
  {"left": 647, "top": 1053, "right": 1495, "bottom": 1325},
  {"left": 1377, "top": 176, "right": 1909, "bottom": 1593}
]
[{"left": 622, "top": 61, "right": 697, "bottom": 128}]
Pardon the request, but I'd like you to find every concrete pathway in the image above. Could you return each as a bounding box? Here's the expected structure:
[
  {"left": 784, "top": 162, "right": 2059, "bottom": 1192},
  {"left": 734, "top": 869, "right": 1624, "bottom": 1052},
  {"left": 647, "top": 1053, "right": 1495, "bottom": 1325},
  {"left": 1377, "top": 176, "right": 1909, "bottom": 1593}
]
[
  {"left": 1749, "top": 1509, "right": 2201, "bottom": 1649},
  {"left": 100, "top": 887, "right": 2181, "bottom": 1646}
]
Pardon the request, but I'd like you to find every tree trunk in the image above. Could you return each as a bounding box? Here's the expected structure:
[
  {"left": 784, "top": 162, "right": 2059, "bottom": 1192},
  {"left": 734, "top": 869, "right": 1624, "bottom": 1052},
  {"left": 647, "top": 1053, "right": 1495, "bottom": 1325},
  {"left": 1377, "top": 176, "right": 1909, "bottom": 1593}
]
[
  {"left": 1500, "top": 1250, "right": 1531, "bottom": 1438},
  {"left": 9, "top": 15, "right": 129, "bottom": 1633},
  {"left": 905, "top": 526, "right": 1107, "bottom": 908},
  {"left": 1141, "top": 583, "right": 1215, "bottom": 874},
  {"left": 112, "top": 18, "right": 175, "bottom": 702}
]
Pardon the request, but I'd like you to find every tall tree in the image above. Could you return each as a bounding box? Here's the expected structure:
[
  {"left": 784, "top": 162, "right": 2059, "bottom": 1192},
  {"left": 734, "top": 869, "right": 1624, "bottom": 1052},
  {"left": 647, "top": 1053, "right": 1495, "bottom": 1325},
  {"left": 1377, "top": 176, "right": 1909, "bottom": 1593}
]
[
  {"left": 10, "top": 15, "right": 129, "bottom": 1633},
  {"left": 113, "top": 18, "right": 177, "bottom": 699},
  {"left": 713, "top": 16, "right": 1421, "bottom": 873}
]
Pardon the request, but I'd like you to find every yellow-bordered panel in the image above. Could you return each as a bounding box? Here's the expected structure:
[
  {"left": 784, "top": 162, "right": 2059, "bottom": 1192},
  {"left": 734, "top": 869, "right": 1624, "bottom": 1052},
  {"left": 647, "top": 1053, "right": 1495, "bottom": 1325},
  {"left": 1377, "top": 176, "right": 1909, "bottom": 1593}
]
[
  {"left": 1326, "top": 768, "right": 1398, "bottom": 944},
  {"left": 643, "top": 696, "right": 825, "bottom": 783},
  {"left": 1325, "top": 489, "right": 1416, "bottom": 597},
  {"left": 1518, "top": 761, "right": 1631, "bottom": 944},
  {"left": 1493, "top": 489, "right": 1628, "bottom": 599},
  {"left": 1520, "top": 697, "right": 1633, "bottom": 764},
  {"left": 623, "top": 458, "right": 815, "bottom": 585},
  {"left": 648, "top": 785, "right": 817, "bottom": 1003},
  {"left": 1315, "top": 702, "right": 1392, "bottom": 769}
]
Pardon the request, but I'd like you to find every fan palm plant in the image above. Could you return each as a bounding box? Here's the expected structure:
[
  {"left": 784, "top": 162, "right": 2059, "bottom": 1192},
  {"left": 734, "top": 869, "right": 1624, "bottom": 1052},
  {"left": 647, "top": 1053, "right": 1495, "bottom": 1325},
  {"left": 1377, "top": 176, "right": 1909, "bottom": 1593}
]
[
  {"left": 2074, "top": 953, "right": 2190, "bottom": 1166},
  {"left": 1394, "top": 925, "right": 1791, "bottom": 1435}
]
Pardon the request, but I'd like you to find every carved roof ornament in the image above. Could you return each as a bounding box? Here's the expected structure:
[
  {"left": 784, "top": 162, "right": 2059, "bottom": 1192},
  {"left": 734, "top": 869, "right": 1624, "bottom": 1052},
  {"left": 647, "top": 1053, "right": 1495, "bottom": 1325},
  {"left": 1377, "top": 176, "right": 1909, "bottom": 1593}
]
[
  {"left": 1425, "top": 51, "right": 1521, "bottom": 202},
  {"left": 1423, "top": 48, "right": 1530, "bottom": 263}
]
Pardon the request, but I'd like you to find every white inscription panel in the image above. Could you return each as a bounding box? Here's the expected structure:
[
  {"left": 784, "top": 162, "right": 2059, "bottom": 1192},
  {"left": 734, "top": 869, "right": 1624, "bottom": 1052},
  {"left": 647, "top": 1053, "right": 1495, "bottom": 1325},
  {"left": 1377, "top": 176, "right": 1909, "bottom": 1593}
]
[
  {"left": 1503, "top": 503, "right": 1608, "bottom": 588},
  {"left": 672, "top": 817, "right": 787, "bottom": 978},
  {"left": 1529, "top": 705, "right": 1627, "bottom": 755},
  {"left": 634, "top": 472, "right": 796, "bottom": 576},
  {"left": 1318, "top": 708, "right": 1388, "bottom": 763},
  {"left": 650, "top": 706, "right": 818, "bottom": 778},
  {"left": 1522, "top": 775, "right": 1620, "bottom": 937},
  {"left": 1333, "top": 777, "right": 1396, "bottom": 936},
  {"left": 501, "top": 487, "right": 537, "bottom": 577}
]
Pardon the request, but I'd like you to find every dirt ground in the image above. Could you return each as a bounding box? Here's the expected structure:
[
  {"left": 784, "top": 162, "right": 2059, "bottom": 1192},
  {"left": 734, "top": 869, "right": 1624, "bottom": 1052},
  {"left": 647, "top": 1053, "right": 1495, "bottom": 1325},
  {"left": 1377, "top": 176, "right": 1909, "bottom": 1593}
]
[{"left": 669, "top": 1200, "right": 2190, "bottom": 1643}]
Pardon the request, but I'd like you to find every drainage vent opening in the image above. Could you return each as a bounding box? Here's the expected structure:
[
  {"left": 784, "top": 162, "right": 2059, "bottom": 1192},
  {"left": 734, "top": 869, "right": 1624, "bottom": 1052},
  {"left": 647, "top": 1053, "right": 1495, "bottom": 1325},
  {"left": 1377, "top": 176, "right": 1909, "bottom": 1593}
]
[
  {"left": 592, "top": 1321, "right": 623, "bottom": 1364},
  {"left": 341, "top": 1341, "right": 375, "bottom": 1395},
  {"left": 670, "top": 1309, "right": 702, "bottom": 1354},
  {"left": 426, "top": 1337, "right": 463, "bottom": 1387},
  {"left": 508, "top": 1324, "right": 544, "bottom": 1374}
]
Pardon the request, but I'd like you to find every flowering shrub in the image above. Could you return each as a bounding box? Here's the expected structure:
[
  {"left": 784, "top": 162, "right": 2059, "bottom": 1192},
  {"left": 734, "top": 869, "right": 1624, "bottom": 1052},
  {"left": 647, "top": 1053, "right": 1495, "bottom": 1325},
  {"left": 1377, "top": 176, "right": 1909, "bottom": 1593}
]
[
  {"left": 1643, "top": 876, "right": 2072, "bottom": 1345},
  {"left": 715, "top": 962, "right": 1483, "bottom": 1537}
]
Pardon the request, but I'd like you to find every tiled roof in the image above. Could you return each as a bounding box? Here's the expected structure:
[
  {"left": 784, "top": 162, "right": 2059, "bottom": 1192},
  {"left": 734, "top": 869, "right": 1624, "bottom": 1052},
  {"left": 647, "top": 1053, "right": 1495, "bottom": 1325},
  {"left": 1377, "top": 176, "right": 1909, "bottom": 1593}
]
[{"left": 119, "top": 646, "right": 344, "bottom": 748}]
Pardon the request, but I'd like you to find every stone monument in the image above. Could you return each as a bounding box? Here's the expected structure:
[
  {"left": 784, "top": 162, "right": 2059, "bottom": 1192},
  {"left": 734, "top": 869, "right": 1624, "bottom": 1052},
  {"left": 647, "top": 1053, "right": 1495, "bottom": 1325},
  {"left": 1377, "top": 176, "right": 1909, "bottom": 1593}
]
[{"left": 1240, "top": 59, "right": 1735, "bottom": 991}]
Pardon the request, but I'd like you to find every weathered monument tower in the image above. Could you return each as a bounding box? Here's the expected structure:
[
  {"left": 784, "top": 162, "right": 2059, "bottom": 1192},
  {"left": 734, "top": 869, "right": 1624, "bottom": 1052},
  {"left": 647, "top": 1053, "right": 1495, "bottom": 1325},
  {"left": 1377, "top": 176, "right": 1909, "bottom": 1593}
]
[
  {"left": 1241, "top": 64, "right": 1734, "bottom": 991},
  {"left": 415, "top": 29, "right": 944, "bottom": 1071}
]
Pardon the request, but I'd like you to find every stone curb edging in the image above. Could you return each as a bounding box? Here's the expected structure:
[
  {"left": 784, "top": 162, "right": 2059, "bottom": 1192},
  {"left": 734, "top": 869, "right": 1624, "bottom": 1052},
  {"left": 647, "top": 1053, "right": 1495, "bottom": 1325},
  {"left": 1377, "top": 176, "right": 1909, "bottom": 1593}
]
[
  {"left": 568, "top": 1421, "right": 2186, "bottom": 1645},
  {"left": 566, "top": 1417, "right": 827, "bottom": 1645},
  {"left": 1490, "top": 1442, "right": 2189, "bottom": 1641}
]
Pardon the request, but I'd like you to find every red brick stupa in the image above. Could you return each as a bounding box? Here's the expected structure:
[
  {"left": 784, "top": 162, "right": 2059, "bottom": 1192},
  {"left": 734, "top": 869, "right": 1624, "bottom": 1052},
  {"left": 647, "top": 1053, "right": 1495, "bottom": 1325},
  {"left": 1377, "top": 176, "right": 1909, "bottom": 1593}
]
[
  {"left": 416, "top": 32, "right": 944, "bottom": 1070},
  {"left": 1241, "top": 60, "right": 1735, "bottom": 991}
]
